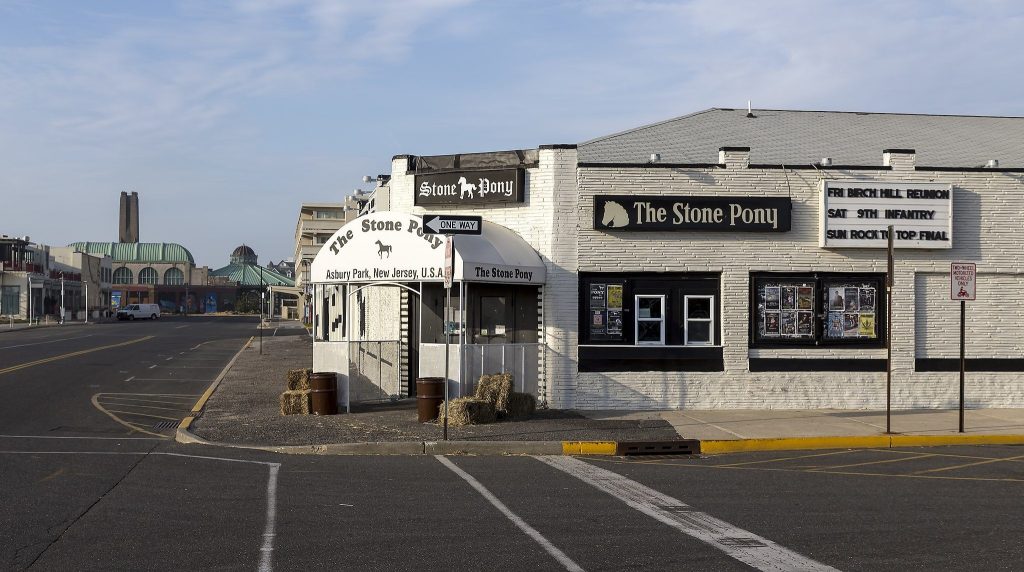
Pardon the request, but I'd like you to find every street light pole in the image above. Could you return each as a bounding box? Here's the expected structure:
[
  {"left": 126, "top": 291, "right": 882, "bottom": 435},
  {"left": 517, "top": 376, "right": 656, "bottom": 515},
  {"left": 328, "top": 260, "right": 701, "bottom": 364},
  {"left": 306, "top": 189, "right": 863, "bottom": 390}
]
[
  {"left": 60, "top": 272, "right": 65, "bottom": 325},
  {"left": 184, "top": 265, "right": 190, "bottom": 318},
  {"left": 259, "top": 265, "right": 264, "bottom": 355}
]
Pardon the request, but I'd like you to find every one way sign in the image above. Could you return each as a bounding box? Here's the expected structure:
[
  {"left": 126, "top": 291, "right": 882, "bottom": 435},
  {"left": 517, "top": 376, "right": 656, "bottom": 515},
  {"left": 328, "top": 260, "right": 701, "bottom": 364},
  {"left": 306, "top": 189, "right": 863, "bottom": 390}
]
[{"left": 423, "top": 214, "right": 483, "bottom": 235}]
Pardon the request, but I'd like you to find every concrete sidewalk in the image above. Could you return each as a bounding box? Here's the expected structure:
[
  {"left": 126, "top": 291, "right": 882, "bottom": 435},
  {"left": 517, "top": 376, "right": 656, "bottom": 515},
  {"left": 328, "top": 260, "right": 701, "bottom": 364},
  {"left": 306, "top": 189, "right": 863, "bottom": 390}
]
[{"left": 179, "top": 330, "right": 1024, "bottom": 456}]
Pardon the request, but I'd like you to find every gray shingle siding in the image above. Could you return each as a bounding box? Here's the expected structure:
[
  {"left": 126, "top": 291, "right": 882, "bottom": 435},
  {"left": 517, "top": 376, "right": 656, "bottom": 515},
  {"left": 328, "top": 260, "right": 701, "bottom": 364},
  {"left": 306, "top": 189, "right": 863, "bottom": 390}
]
[{"left": 579, "top": 108, "right": 1024, "bottom": 168}]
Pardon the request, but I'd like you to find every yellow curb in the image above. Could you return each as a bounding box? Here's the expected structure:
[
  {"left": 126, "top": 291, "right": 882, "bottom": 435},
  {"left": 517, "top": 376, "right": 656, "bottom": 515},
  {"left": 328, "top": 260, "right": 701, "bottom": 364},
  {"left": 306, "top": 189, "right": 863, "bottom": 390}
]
[
  {"left": 562, "top": 441, "right": 618, "bottom": 455},
  {"left": 890, "top": 434, "right": 1024, "bottom": 448},
  {"left": 700, "top": 434, "right": 1024, "bottom": 455},
  {"left": 700, "top": 436, "right": 892, "bottom": 455},
  {"left": 178, "top": 336, "right": 254, "bottom": 431}
]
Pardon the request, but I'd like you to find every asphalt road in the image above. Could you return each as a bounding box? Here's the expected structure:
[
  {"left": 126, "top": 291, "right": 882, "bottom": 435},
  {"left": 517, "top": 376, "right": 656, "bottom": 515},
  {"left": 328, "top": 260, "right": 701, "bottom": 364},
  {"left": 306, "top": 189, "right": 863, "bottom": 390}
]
[{"left": 2, "top": 319, "right": 1022, "bottom": 571}]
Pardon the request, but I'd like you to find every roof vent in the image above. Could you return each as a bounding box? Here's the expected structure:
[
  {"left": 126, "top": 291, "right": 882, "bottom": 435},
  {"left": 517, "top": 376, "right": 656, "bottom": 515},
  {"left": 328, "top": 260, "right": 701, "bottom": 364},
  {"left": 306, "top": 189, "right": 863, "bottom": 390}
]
[
  {"left": 819, "top": 157, "right": 833, "bottom": 167},
  {"left": 986, "top": 159, "right": 999, "bottom": 168},
  {"left": 746, "top": 100, "right": 755, "bottom": 118},
  {"left": 649, "top": 153, "right": 661, "bottom": 163}
]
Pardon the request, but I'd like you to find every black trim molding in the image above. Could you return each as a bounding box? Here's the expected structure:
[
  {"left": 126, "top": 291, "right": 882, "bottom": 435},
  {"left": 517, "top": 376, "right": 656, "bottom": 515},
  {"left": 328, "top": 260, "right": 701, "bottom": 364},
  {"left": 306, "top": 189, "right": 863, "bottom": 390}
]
[
  {"left": 719, "top": 146, "right": 751, "bottom": 152},
  {"left": 883, "top": 148, "right": 916, "bottom": 154},
  {"left": 579, "top": 346, "right": 724, "bottom": 372},
  {"left": 915, "top": 358, "right": 1024, "bottom": 372},
  {"left": 749, "top": 164, "right": 893, "bottom": 171},
  {"left": 749, "top": 358, "right": 887, "bottom": 372},
  {"left": 577, "top": 162, "right": 724, "bottom": 169},
  {"left": 539, "top": 144, "right": 577, "bottom": 149},
  {"left": 916, "top": 166, "right": 1024, "bottom": 173}
]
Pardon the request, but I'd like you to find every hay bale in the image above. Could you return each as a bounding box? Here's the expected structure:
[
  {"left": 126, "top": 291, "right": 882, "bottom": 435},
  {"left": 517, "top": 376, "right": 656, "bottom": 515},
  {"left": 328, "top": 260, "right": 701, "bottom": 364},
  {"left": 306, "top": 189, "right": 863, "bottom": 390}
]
[
  {"left": 505, "top": 392, "right": 536, "bottom": 419},
  {"left": 279, "top": 389, "right": 311, "bottom": 415},
  {"left": 474, "top": 372, "right": 513, "bottom": 414},
  {"left": 286, "top": 368, "right": 312, "bottom": 391},
  {"left": 436, "top": 397, "right": 496, "bottom": 426}
]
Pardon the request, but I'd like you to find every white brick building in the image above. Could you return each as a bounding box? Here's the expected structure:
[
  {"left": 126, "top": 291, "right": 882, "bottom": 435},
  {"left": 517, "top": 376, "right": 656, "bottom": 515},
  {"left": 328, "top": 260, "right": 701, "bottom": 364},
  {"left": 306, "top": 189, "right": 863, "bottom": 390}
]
[{"left": 312, "top": 108, "right": 1024, "bottom": 411}]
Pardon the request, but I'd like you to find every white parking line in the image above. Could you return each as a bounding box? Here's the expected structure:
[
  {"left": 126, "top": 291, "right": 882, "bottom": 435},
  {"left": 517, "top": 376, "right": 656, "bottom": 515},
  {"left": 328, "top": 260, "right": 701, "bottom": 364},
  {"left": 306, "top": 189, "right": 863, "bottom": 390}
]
[
  {"left": 0, "top": 450, "right": 280, "bottom": 570},
  {"left": 164, "top": 366, "right": 225, "bottom": 372},
  {"left": 258, "top": 463, "right": 280, "bottom": 572},
  {"left": 537, "top": 456, "right": 838, "bottom": 572},
  {"left": 131, "top": 378, "right": 212, "bottom": 382},
  {"left": 436, "top": 455, "right": 585, "bottom": 572},
  {"left": 125, "top": 376, "right": 135, "bottom": 382},
  {"left": 0, "top": 435, "right": 164, "bottom": 440},
  {"left": 148, "top": 365, "right": 157, "bottom": 369}
]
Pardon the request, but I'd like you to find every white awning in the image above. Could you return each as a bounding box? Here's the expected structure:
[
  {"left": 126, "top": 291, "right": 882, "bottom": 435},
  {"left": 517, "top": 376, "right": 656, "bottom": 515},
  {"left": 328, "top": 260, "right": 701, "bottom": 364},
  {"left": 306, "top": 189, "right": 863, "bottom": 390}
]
[
  {"left": 453, "top": 222, "right": 544, "bottom": 284},
  {"left": 310, "top": 212, "right": 545, "bottom": 285}
]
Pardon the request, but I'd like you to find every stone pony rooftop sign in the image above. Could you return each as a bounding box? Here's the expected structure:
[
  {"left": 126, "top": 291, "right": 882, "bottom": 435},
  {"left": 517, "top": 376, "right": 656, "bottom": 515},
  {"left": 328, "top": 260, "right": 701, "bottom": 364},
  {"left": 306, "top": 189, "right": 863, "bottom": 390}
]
[{"left": 414, "top": 168, "right": 525, "bottom": 206}]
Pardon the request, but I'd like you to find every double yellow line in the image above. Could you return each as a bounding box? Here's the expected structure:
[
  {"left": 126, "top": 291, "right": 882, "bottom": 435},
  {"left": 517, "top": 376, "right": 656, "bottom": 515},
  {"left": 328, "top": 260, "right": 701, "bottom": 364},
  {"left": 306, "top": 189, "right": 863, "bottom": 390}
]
[{"left": 0, "top": 336, "right": 154, "bottom": 376}]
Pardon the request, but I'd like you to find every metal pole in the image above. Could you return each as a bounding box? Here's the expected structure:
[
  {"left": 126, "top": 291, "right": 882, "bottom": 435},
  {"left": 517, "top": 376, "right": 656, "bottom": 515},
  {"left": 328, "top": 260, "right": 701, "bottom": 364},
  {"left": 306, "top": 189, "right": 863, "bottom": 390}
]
[
  {"left": 959, "top": 299, "right": 966, "bottom": 433},
  {"left": 260, "top": 266, "right": 264, "bottom": 355},
  {"left": 886, "top": 225, "right": 894, "bottom": 434},
  {"left": 60, "top": 273, "right": 65, "bottom": 325},
  {"left": 442, "top": 276, "right": 450, "bottom": 440},
  {"left": 85, "top": 282, "right": 89, "bottom": 323}
]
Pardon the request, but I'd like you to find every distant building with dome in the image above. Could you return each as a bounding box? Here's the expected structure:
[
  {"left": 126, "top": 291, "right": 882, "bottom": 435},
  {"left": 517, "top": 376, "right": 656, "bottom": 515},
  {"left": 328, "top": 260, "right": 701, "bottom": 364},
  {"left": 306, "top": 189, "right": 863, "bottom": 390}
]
[
  {"left": 212, "top": 245, "right": 294, "bottom": 288},
  {"left": 68, "top": 193, "right": 236, "bottom": 313},
  {"left": 212, "top": 245, "right": 297, "bottom": 316}
]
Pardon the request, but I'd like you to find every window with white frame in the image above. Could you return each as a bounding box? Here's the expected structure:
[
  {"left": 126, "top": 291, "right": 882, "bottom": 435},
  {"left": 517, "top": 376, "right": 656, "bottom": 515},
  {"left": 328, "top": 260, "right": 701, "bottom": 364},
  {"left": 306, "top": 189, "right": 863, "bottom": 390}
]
[
  {"left": 634, "top": 295, "right": 665, "bottom": 345},
  {"left": 684, "top": 295, "right": 714, "bottom": 345}
]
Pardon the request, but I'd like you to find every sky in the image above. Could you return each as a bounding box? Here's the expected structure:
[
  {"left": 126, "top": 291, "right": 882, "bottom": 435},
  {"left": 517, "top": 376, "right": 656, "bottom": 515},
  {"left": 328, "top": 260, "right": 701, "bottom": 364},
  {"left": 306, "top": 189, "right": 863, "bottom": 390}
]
[{"left": 1, "top": 0, "right": 1022, "bottom": 268}]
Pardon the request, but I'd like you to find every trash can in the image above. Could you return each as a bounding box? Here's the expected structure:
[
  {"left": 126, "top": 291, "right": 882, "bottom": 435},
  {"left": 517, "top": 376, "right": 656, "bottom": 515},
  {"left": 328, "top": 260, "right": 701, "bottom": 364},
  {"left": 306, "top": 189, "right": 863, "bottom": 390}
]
[
  {"left": 416, "top": 377, "right": 445, "bottom": 422},
  {"left": 310, "top": 372, "right": 338, "bottom": 415}
]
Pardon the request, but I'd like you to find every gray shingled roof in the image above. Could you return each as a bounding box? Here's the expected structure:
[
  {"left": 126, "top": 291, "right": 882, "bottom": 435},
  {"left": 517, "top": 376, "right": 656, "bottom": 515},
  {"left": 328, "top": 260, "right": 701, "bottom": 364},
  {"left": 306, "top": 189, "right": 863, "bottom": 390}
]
[{"left": 578, "top": 108, "right": 1024, "bottom": 168}]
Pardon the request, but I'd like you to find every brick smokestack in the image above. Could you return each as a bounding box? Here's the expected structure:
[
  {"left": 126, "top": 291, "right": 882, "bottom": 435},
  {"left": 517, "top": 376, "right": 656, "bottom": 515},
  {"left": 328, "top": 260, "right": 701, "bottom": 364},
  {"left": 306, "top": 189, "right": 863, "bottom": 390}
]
[{"left": 118, "top": 191, "right": 139, "bottom": 243}]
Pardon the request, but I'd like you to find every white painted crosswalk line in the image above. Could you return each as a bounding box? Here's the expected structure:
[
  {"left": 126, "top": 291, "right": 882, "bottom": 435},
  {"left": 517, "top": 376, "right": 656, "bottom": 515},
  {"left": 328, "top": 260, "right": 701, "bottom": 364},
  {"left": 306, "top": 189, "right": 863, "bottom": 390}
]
[
  {"left": 537, "top": 456, "right": 839, "bottom": 572},
  {"left": 436, "top": 455, "right": 586, "bottom": 572}
]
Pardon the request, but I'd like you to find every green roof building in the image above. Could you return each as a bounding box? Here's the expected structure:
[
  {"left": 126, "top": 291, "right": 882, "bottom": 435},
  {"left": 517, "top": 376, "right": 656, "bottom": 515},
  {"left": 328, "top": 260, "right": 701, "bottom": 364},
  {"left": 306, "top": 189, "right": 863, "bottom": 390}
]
[
  {"left": 211, "top": 245, "right": 294, "bottom": 288},
  {"left": 68, "top": 241, "right": 205, "bottom": 287},
  {"left": 69, "top": 242, "right": 195, "bottom": 265}
]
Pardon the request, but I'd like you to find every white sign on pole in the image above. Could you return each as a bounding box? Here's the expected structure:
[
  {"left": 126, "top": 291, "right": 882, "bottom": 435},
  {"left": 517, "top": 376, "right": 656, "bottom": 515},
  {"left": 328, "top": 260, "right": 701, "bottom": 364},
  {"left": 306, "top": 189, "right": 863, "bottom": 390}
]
[
  {"left": 950, "top": 262, "right": 976, "bottom": 301},
  {"left": 443, "top": 236, "right": 453, "bottom": 289}
]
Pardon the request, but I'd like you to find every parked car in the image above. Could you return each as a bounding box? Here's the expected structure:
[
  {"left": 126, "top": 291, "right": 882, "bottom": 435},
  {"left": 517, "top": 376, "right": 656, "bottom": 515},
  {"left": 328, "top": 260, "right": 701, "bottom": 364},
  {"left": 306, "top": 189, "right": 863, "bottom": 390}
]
[{"left": 116, "top": 304, "right": 161, "bottom": 321}]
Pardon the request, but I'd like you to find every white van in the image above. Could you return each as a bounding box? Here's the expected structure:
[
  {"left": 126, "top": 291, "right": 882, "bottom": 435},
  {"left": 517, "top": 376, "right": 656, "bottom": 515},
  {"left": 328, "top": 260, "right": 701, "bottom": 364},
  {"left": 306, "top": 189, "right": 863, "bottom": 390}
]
[{"left": 116, "top": 304, "right": 161, "bottom": 321}]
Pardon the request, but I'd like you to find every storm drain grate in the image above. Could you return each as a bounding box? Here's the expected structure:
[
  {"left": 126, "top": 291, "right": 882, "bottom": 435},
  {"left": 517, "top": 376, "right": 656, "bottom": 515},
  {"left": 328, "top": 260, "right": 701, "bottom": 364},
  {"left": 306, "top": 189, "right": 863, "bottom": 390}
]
[
  {"left": 717, "top": 537, "right": 768, "bottom": 548},
  {"left": 616, "top": 440, "right": 700, "bottom": 456},
  {"left": 153, "top": 421, "right": 180, "bottom": 430}
]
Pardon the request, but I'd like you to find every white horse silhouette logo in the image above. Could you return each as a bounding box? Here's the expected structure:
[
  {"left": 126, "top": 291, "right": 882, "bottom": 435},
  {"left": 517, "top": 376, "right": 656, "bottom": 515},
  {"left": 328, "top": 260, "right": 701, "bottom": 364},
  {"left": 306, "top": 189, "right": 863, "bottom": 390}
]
[
  {"left": 601, "top": 201, "right": 629, "bottom": 228},
  {"left": 458, "top": 176, "right": 477, "bottom": 199}
]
